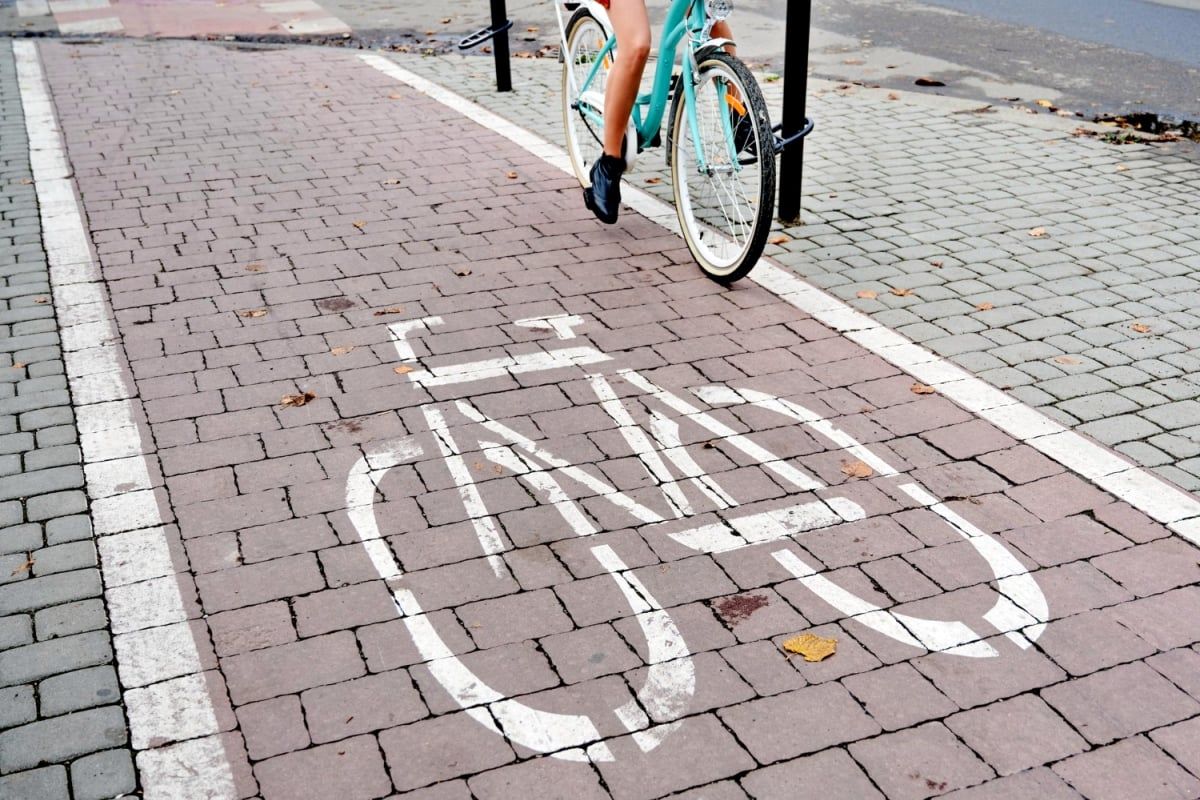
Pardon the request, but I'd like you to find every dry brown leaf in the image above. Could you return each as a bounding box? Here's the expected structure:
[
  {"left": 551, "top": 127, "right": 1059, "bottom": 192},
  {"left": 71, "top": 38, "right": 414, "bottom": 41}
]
[
  {"left": 886, "top": 92, "right": 900, "bottom": 101},
  {"left": 1132, "top": 323, "right": 1151, "bottom": 334},
  {"left": 440, "top": 16, "right": 451, "bottom": 23},
  {"left": 768, "top": 234, "right": 791, "bottom": 245},
  {"left": 1116, "top": 164, "right": 1129, "bottom": 172},
  {"left": 33, "top": 296, "right": 49, "bottom": 304},
  {"left": 454, "top": 269, "right": 473, "bottom": 277},
  {"left": 19, "top": 178, "right": 33, "bottom": 185},
  {"left": 330, "top": 346, "right": 355, "bottom": 356},
  {"left": 352, "top": 220, "right": 366, "bottom": 230},
  {"left": 841, "top": 460, "right": 874, "bottom": 479},
  {"left": 1035, "top": 98, "right": 1053, "bottom": 108},
  {"left": 382, "top": 178, "right": 402, "bottom": 185},
  {"left": 506, "top": 171, "right": 519, "bottom": 179},
  {"left": 890, "top": 287, "right": 913, "bottom": 297},
  {"left": 245, "top": 262, "right": 264, "bottom": 272},
  {"left": 1054, "top": 355, "right": 1082, "bottom": 365},
  {"left": 930, "top": 260, "right": 944, "bottom": 268},
  {"left": 976, "top": 302, "right": 994, "bottom": 311},
  {"left": 10, "top": 559, "right": 34, "bottom": 576},
  {"left": 914, "top": 77, "right": 945, "bottom": 87},
  {"left": 11, "top": 362, "right": 26, "bottom": 370},
  {"left": 280, "top": 391, "right": 316, "bottom": 408},
  {"left": 394, "top": 365, "right": 415, "bottom": 375},
  {"left": 372, "top": 306, "right": 404, "bottom": 316},
  {"left": 1028, "top": 226, "right": 1048, "bottom": 238},
  {"left": 645, "top": 177, "right": 662, "bottom": 184},
  {"left": 843, "top": 58, "right": 864, "bottom": 65},
  {"left": 782, "top": 633, "right": 838, "bottom": 662},
  {"left": 911, "top": 383, "right": 936, "bottom": 395},
  {"left": 238, "top": 308, "right": 268, "bottom": 318},
  {"left": 387, "top": 93, "right": 402, "bottom": 100},
  {"left": 856, "top": 290, "right": 878, "bottom": 300}
]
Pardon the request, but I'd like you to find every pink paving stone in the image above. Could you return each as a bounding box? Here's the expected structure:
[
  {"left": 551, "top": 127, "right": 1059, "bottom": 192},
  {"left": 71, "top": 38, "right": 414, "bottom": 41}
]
[
  {"left": 292, "top": 581, "right": 400, "bottom": 638},
  {"left": 1035, "top": 608, "right": 1156, "bottom": 676},
  {"left": 503, "top": 545, "right": 574, "bottom": 590},
  {"left": 710, "top": 589, "right": 808, "bottom": 643},
  {"left": 1030, "top": 561, "right": 1132, "bottom": 619},
  {"left": 613, "top": 602, "right": 737, "bottom": 660},
  {"left": 912, "top": 635, "right": 1066, "bottom": 709},
  {"left": 1052, "top": 736, "right": 1200, "bottom": 800},
  {"left": 592, "top": 714, "right": 756, "bottom": 800},
  {"left": 1000, "top": 515, "right": 1131, "bottom": 567},
  {"left": 236, "top": 695, "right": 310, "bottom": 761},
  {"left": 301, "top": 670, "right": 427, "bottom": 744},
  {"left": 1042, "top": 661, "right": 1200, "bottom": 745},
  {"left": 208, "top": 601, "right": 296, "bottom": 657},
  {"left": 719, "top": 682, "right": 881, "bottom": 764},
  {"left": 195, "top": 552, "right": 326, "bottom": 613},
  {"left": 627, "top": 651, "right": 754, "bottom": 721},
  {"left": 356, "top": 613, "right": 476, "bottom": 673},
  {"left": 740, "top": 748, "right": 884, "bottom": 800},
  {"left": 1004, "top": 473, "right": 1112, "bottom": 522},
  {"left": 975, "top": 444, "right": 1065, "bottom": 486},
  {"left": 796, "top": 516, "right": 923, "bottom": 570},
  {"left": 1092, "top": 538, "right": 1200, "bottom": 597},
  {"left": 1111, "top": 587, "right": 1200, "bottom": 651},
  {"left": 944, "top": 694, "right": 1086, "bottom": 776},
  {"left": 849, "top": 722, "right": 995, "bottom": 800},
  {"left": 1147, "top": 648, "right": 1200, "bottom": 701},
  {"left": 409, "top": 640, "right": 561, "bottom": 716},
  {"left": 1091, "top": 501, "right": 1173, "bottom": 544},
  {"left": 1150, "top": 716, "right": 1200, "bottom": 779},
  {"left": 861, "top": 556, "right": 942, "bottom": 603},
  {"left": 467, "top": 756, "right": 609, "bottom": 800},
  {"left": 254, "top": 735, "right": 394, "bottom": 800},
  {"left": 922, "top": 419, "right": 1017, "bottom": 459},
  {"left": 538, "top": 623, "right": 643, "bottom": 684},
  {"left": 670, "top": 781, "right": 749, "bottom": 800},
  {"left": 456, "top": 588, "right": 575, "bottom": 649},
  {"left": 379, "top": 711, "right": 516, "bottom": 792},
  {"left": 222, "top": 631, "right": 366, "bottom": 705},
  {"left": 941, "top": 768, "right": 1084, "bottom": 800},
  {"left": 842, "top": 662, "right": 959, "bottom": 731},
  {"left": 772, "top": 622, "right": 883, "bottom": 685},
  {"left": 386, "top": 782, "right": 471, "bottom": 800},
  {"left": 719, "top": 641, "right": 807, "bottom": 697}
]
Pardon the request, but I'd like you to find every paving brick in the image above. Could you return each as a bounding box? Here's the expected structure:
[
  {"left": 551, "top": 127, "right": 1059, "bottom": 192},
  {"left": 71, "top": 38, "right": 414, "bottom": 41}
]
[
  {"left": 539, "top": 623, "right": 642, "bottom": 684},
  {"left": 70, "top": 749, "right": 137, "bottom": 800},
  {"left": 380, "top": 710, "right": 516, "bottom": 792},
  {"left": 1091, "top": 538, "right": 1200, "bottom": 597},
  {"left": 195, "top": 553, "right": 324, "bottom": 613},
  {"left": 0, "top": 630, "right": 112, "bottom": 686},
  {"left": 945, "top": 694, "right": 1086, "bottom": 776},
  {"left": 236, "top": 695, "right": 310, "bottom": 760},
  {"left": 255, "top": 735, "right": 393, "bottom": 800},
  {"left": 941, "top": 768, "right": 1085, "bottom": 800},
  {"left": 740, "top": 748, "right": 884, "bottom": 800},
  {"left": 843, "top": 662, "right": 958, "bottom": 731},
  {"left": 0, "top": 684, "right": 36, "bottom": 730},
  {"left": 912, "top": 636, "right": 1065, "bottom": 709},
  {"left": 302, "top": 669, "right": 427, "bottom": 744},
  {"left": 1052, "top": 736, "right": 1200, "bottom": 800},
  {"left": 468, "top": 756, "right": 609, "bottom": 800},
  {"left": 223, "top": 631, "right": 365, "bottom": 705},
  {"left": 457, "top": 588, "right": 574, "bottom": 649},
  {"left": 1043, "top": 661, "right": 1200, "bottom": 745},
  {"left": 0, "top": 705, "right": 127, "bottom": 772},
  {"left": 0, "top": 765, "right": 69, "bottom": 800},
  {"left": 34, "top": 599, "right": 108, "bottom": 640},
  {"left": 850, "top": 722, "right": 994, "bottom": 800}
]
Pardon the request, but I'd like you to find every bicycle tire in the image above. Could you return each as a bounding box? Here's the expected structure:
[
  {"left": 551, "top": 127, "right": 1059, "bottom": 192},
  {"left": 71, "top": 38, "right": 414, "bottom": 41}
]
[
  {"left": 561, "top": 7, "right": 608, "bottom": 188},
  {"left": 669, "top": 52, "right": 775, "bottom": 284}
]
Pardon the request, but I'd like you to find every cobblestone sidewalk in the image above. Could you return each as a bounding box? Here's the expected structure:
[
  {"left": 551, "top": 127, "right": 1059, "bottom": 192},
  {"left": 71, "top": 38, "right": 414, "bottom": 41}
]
[
  {"left": 0, "top": 43, "right": 136, "bottom": 800},
  {"left": 5, "top": 36, "right": 1200, "bottom": 800},
  {"left": 388, "top": 51, "right": 1200, "bottom": 493}
]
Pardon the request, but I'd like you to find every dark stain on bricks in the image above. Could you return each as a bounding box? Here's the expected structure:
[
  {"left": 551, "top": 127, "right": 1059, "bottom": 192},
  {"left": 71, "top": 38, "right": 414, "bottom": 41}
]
[
  {"left": 324, "top": 419, "right": 363, "bottom": 434},
  {"left": 714, "top": 593, "right": 770, "bottom": 625},
  {"left": 316, "top": 297, "right": 357, "bottom": 312}
]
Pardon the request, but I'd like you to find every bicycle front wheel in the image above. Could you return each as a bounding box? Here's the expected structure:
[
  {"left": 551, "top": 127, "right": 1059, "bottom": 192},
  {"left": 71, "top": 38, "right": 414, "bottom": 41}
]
[
  {"left": 561, "top": 7, "right": 610, "bottom": 187},
  {"left": 670, "top": 52, "right": 775, "bottom": 283}
]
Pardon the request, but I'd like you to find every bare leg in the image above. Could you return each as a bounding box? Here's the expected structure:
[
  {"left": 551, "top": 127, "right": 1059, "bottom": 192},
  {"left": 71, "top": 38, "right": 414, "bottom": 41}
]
[{"left": 603, "top": 1, "right": 651, "bottom": 159}]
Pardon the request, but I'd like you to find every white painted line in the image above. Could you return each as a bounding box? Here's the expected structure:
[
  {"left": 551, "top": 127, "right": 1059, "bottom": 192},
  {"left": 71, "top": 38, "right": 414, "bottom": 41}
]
[
  {"left": 359, "top": 52, "right": 1200, "bottom": 546},
  {"left": 260, "top": 0, "right": 321, "bottom": 12},
  {"left": 16, "top": 0, "right": 51, "bottom": 17},
  {"left": 48, "top": 0, "right": 108, "bottom": 12},
  {"left": 58, "top": 16, "right": 124, "bottom": 34},
  {"left": 283, "top": 16, "right": 350, "bottom": 34},
  {"left": 13, "top": 40, "right": 237, "bottom": 800}
]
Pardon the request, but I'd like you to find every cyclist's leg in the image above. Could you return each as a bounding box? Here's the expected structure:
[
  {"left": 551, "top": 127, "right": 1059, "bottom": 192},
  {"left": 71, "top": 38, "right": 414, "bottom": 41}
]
[{"left": 602, "top": 0, "right": 651, "bottom": 158}]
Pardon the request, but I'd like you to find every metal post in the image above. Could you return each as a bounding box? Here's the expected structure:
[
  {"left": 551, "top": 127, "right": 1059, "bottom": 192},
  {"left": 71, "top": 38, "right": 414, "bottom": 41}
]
[
  {"left": 490, "top": 0, "right": 512, "bottom": 92},
  {"left": 778, "top": 0, "right": 811, "bottom": 222}
]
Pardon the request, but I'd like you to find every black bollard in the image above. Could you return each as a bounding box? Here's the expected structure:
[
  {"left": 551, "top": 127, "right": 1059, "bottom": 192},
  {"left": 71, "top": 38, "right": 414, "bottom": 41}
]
[
  {"left": 778, "top": 0, "right": 811, "bottom": 222},
  {"left": 490, "top": 0, "right": 512, "bottom": 92}
]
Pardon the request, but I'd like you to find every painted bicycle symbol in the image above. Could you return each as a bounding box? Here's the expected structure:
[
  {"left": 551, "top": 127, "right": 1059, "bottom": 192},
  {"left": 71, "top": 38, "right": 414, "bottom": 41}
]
[{"left": 344, "top": 314, "right": 1048, "bottom": 761}]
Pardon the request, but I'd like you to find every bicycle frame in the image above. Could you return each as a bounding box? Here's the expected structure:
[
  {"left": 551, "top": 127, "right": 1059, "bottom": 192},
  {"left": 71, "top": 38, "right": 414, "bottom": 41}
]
[{"left": 560, "top": 0, "right": 725, "bottom": 170}]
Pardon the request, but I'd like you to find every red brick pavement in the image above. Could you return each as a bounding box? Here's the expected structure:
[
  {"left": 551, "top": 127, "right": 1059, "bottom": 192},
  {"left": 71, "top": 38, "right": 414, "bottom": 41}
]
[{"left": 39, "top": 39, "right": 1200, "bottom": 799}]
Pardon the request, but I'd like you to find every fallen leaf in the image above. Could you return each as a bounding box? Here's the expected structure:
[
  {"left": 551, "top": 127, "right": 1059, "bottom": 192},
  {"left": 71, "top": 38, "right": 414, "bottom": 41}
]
[
  {"left": 911, "top": 383, "right": 936, "bottom": 395},
  {"left": 382, "top": 178, "right": 402, "bottom": 185},
  {"left": 890, "top": 287, "right": 914, "bottom": 297},
  {"left": 526, "top": 25, "right": 539, "bottom": 32},
  {"left": 394, "top": 365, "right": 415, "bottom": 375},
  {"left": 10, "top": 559, "right": 34, "bottom": 576},
  {"left": 373, "top": 306, "right": 404, "bottom": 316},
  {"left": 280, "top": 391, "right": 316, "bottom": 407},
  {"left": 1131, "top": 323, "right": 1151, "bottom": 334},
  {"left": 330, "top": 346, "right": 355, "bottom": 356},
  {"left": 856, "top": 290, "right": 878, "bottom": 299},
  {"left": 506, "top": 171, "right": 519, "bottom": 179},
  {"left": 886, "top": 92, "right": 900, "bottom": 101},
  {"left": 768, "top": 234, "right": 791, "bottom": 245},
  {"left": 783, "top": 632, "right": 838, "bottom": 662},
  {"left": 914, "top": 77, "right": 945, "bottom": 87},
  {"left": 1035, "top": 98, "right": 1053, "bottom": 108},
  {"left": 33, "top": 296, "right": 49, "bottom": 304},
  {"left": 763, "top": 74, "right": 780, "bottom": 83},
  {"left": 843, "top": 58, "right": 864, "bottom": 65},
  {"left": 19, "top": 178, "right": 33, "bottom": 185},
  {"left": 975, "top": 302, "right": 994, "bottom": 311},
  {"left": 1028, "top": 227, "right": 1048, "bottom": 238},
  {"left": 245, "top": 262, "right": 264, "bottom": 272},
  {"left": 1004, "top": 96, "right": 1021, "bottom": 102},
  {"left": 388, "top": 93, "right": 403, "bottom": 100},
  {"left": 645, "top": 177, "right": 662, "bottom": 184},
  {"left": 1116, "top": 164, "right": 1129, "bottom": 172},
  {"left": 454, "top": 269, "right": 472, "bottom": 277},
  {"left": 1054, "top": 355, "right": 1081, "bottom": 365},
  {"left": 238, "top": 308, "right": 268, "bottom": 318},
  {"left": 352, "top": 220, "right": 366, "bottom": 230},
  {"left": 440, "top": 17, "right": 451, "bottom": 23},
  {"left": 930, "top": 260, "right": 943, "bottom": 268},
  {"left": 11, "top": 362, "right": 26, "bottom": 370},
  {"left": 841, "top": 460, "right": 874, "bottom": 479}
]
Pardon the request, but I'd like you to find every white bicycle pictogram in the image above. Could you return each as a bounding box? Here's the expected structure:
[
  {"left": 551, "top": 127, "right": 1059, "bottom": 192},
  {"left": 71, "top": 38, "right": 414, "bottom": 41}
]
[{"left": 344, "top": 314, "right": 1049, "bottom": 762}]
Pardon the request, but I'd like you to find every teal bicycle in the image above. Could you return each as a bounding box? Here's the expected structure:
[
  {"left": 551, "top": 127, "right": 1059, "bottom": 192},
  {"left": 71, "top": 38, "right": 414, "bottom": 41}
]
[{"left": 556, "top": 0, "right": 808, "bottom": 282}]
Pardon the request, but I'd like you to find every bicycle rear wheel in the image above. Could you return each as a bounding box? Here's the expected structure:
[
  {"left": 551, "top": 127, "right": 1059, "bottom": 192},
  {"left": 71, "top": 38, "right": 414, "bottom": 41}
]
[
  {"left": 561, "top": 8, "right": 610, "bottom": 187},
  {"left": 670, "top": 52, "right": 775, "bottom": 283}
]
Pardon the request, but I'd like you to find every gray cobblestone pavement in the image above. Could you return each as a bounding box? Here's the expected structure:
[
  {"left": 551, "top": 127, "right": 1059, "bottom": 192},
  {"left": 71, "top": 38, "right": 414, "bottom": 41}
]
[
  {"left": 0, "top": 43, "right": 136, "bottom": 800},
  {"left": 384, "top": 50, "right": 1200, "bottom": 492}
]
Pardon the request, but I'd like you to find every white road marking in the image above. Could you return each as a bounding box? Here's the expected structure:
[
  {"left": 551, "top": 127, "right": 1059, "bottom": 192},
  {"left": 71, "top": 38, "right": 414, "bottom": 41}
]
[
  {"left": 16, "top": 0, "right": 51, "bottom": 16},
  {"left": 358, "top": 52, "right": 1200, "bottom": 546},
  {"left": 57, "top": 16, "right": 123, "bottom": 34},
  {"left": 48, "top": 0, "right": 108, "bottom": 12},
  {"left": 283, "top": 16, "right": 350, "bottom": 34},
  {"left": 13, "top": 40, "right": 237, "bottom": 800}
]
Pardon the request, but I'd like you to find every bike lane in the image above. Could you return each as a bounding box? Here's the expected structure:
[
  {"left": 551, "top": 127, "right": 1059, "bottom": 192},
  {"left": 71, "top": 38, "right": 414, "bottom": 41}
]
[{"left": 15, "top": 36, "right": 1200, "bottom": 800}]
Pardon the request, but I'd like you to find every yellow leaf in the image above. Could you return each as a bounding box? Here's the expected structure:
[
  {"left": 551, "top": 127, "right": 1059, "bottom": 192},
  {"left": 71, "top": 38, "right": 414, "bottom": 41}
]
[
  {"left": 1028, "top": 226, "right": 1048, "bottom": 238},
  {"left": 856, "top": 290, "right": 878, "bottom": 299},
  {"left": 10, "top": 558, "right": 34, "bottom": 576},
  {"left": 33, "top": 296, "right": 49, "bottom": 304},
  {"left": 372, "top": 306, "right": 405, "bottom": 316},
  {"left": 890, "top": 287, "right": 913, "bottom": 297},
  {"left": 645, "top": 177, "right": 662, "bottom": 184},
  {"left": 1054, "top": 355, "right": 1081, "bottom": 365},
  {"left": 1035, "top": 98, "right": 1053, "bottom": 107},
  {"left": 911, "top": 383, "right": 936, "bottom": 395},
  {"left": 454, "top": 268, "right": 472, "bottom": 277},
  {"left": 976, "top": 302, "right": 994, "bottom": 311},
  {"left": 238, "top": 308, "right": 268, "bottom": 318},
  {"left": 506, "top": 171, "right": 519, "bottom": 179},
  {"left": 768, "top": 234, "right": 791, "bottom": 245},
  {"left": 841, "top": 460, "right": 874, "bottom": 479},
  {"left": 330, "top": 346, "right": 355, "bottom": 356},
  {"left": 11, "top": 362, "right": 26, "bottom": 370},
  {"left": 280, "top": 391, "right": 316, "bottom": 407},
  {"left": 1132, "top": 323, "right": 1151, "bottom": 334},
  {"left": 352, "top": 220, "right": 366, "bottom": 230},
  {"left": 394, "top": 365, "right": 415, "bottom": 375},
  {"left": 245, "top": 262, "right": 264, "bottom": 272},
  {"left": 1116, "top": 164, "right": 1129, "bottom": 172},
  {"left": 782, "top": 633, "right": 837, "bottom": 662}
]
